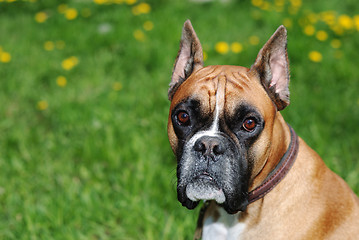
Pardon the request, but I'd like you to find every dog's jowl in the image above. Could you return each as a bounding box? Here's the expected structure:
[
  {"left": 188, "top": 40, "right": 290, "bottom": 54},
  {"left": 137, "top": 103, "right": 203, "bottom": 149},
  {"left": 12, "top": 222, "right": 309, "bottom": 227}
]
[{"left": 167, "top": 20, "right": 359, "bottom": 240}]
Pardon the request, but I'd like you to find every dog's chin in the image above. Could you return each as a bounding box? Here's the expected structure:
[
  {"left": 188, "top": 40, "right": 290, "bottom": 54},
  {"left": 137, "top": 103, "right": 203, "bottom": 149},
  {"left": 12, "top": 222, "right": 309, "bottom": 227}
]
[
  {"left": 179, "top": 176, "right": 248, "bottom": 214},
  {"left": 186, "top": 178, "right": 226, "bottom": 204}
]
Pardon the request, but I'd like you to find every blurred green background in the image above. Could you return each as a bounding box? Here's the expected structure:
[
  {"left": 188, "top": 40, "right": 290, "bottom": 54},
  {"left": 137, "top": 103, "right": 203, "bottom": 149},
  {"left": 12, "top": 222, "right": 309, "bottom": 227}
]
[{"left": 0, "top": 0, "right": 358, "bottom": 239}]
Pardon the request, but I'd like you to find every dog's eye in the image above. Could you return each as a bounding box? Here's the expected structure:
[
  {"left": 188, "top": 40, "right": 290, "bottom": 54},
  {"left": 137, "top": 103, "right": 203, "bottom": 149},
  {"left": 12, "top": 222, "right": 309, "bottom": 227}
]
[
  {"left": 176, "top": 111, "right": 190, "bottom": 126},
  {"left": 243, "top": 118, "right": 257, "bottom": 132}
]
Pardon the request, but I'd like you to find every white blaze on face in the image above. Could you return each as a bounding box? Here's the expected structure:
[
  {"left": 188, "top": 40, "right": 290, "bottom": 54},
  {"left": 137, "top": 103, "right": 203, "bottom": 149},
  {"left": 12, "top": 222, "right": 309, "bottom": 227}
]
[
  {"left": 209, "top": 74, "right": 226, "bottom": 134},
  {"left": 184, "top": 74, "right": 228, "bottom": 203}
]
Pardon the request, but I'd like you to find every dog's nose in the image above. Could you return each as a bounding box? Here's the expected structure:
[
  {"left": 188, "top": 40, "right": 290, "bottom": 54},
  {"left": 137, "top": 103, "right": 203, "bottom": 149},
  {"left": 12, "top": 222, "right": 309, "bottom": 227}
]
[{"left": 193, "top": 136, "right": 225, "bottom": 160}]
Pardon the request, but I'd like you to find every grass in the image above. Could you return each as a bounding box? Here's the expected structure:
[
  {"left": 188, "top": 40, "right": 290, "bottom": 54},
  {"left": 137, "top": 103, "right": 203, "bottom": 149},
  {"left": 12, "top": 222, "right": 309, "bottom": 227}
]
[{"left": 0, "top": 0, "right": 358, "bottom": 239}]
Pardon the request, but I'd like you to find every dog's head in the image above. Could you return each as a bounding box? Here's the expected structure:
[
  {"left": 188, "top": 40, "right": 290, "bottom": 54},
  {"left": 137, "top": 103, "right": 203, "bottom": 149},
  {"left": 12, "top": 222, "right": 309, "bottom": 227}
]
[{"left": 167, "top": 20, "right": 290, "bottom": 214}]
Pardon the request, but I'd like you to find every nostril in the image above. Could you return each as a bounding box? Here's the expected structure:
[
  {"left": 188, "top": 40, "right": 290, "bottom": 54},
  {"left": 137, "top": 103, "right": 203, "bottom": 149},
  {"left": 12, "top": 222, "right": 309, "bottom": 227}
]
[
  {"left": 194, "top": 140, "right": 206, "bottom": 153},
  {"left": 213, "top": 144, "right": 225, "bottom": 155}
]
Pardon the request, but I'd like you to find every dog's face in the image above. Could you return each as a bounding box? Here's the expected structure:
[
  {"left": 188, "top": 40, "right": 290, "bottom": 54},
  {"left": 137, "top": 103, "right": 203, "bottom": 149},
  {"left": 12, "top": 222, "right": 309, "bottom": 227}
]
[{"left": 168, "top": 21, "right": 290, "bottom": 214}]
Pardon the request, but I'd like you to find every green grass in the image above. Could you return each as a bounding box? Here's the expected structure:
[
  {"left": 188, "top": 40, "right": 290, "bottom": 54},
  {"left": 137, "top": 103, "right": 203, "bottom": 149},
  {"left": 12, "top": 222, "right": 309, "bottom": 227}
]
[{"left": 0, "top": 0, "right": 358, "bottom": 239}]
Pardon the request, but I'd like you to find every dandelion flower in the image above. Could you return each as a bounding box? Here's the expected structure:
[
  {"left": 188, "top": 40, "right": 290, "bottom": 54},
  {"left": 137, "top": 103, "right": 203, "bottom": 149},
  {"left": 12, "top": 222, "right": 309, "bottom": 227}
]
[
  {"left": 330, "top": 39, "right": 341, "bottom": 49},
  {"left": 215, "top": 42, "right": 229, "bottom": 54},
  {"left": 320, "top": 11, "right": 336, "bottom": 26},
  {"left": 61, "top": 56, "right": 79, "bottom": 70},
  {"left": 0, "top": 51, "right": 11, "bottom": 63},
  {"left": 290, "top": 0, "right": 302, "bottom": 8},
  {"left": 143, "top": 21, "right": 154, "bottom": 31},
  {"left": 283, "top": 18, "right": 293, "bottom": 28},
  {"left": 65, "top": 8, "right": 78, "bottom": 20},
  {"left": 112, "top": 82, "right": 123, "bottom": 91},
  {"left": 231, "top": 42, "right": 243, "bottom": 54},
  {"left": 303, "top": 25, "right": 315, "bottom": 36},
  {"left": 308, "top": 51, "right": 322, "bottom": 62},
  {"left": 93, "top": 0, "right": 107, "bottom": 4},
  {"left": 126, "top": 0, "right": 137, "bottom": 5},
  {"left": 133, "top": 29, "right": 145, "bottom": 41},
  {"left": 338, "top": 15, "right": 353, "bottom": 30},
  {"left": 249, "top": 36, "right": 260, "bottom": 45},
  {"left": 132, "top": 3, "right": 150, "bottom": 15},
  {"left": 274, "top": 0, "right": 285, "bottom": 7},
  {"left": 37, "top": 100, "right": 48, "bottom": 110},
  {"left": 56, "top": 76, "right": 67, "bottom": 87},
  {"left": 44, "top": 41, "right": 55, "bottom": 51},
  {"left": 35, "top": 11, "right": 48, "bottom": 23},
  {"left": 251, "top": 0, "right": 263, "bottom": 7},
  {"left": 316, "top": 30, "right": 328, "bottom": 41}
]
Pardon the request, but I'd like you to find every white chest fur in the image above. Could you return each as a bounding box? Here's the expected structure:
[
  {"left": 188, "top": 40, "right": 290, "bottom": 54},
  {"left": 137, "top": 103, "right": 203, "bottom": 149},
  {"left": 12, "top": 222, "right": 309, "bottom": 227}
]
[{"left": 202, "top": 208, "right": 245, "bottom": 240}]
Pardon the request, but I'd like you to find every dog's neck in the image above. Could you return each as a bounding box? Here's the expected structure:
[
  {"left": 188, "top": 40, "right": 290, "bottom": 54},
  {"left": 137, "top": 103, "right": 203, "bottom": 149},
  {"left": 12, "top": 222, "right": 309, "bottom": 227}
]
[{"left": 249, "top": 113, "right": 291, "bottom": 192}]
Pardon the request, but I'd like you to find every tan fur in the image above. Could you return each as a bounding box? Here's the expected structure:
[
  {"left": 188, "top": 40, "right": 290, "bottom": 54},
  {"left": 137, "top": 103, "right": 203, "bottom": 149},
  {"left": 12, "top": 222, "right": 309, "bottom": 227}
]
[{"left": 168, "top": 65, "right": 359, "bottom": 239}]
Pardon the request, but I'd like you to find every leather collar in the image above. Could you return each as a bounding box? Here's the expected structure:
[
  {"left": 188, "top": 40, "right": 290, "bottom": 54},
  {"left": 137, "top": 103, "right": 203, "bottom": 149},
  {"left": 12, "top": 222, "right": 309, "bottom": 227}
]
[{"left": 248, "top": 124, "right": 299, "bottom": 204}]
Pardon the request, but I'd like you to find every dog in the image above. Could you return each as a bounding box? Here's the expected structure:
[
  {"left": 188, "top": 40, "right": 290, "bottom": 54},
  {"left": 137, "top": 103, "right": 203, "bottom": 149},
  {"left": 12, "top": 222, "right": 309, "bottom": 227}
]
[{"left": 167, "top": 20, "right": 359, "bottom": 239}]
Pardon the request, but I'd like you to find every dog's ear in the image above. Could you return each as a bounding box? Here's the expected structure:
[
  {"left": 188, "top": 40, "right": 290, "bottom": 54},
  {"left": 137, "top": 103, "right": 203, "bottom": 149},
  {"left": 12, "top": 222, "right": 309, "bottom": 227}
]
[
  {"left": 249, "top": 25, "right": 290, "bottom": 111},
  {"left": 168, "top": 20, "right": 204, "bottom": 100}
]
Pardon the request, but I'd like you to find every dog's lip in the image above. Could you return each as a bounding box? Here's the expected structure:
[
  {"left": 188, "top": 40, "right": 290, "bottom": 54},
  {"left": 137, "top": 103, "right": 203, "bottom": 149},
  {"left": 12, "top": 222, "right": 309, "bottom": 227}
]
[{"left": 194, "top": 172, "right": 214, "bottom": 181}]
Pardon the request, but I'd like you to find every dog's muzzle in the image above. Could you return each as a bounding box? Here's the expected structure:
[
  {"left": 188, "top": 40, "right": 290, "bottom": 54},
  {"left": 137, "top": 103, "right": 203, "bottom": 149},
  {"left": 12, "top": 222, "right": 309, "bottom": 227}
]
[{"left": 177, "top": 133, "right": 249, "bottom": 214}]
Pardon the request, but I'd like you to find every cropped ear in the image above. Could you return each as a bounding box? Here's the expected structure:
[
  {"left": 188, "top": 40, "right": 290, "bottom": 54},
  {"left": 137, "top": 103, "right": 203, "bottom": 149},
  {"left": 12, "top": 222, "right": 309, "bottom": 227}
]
[
  {"left": 168, "top": 20, "right": 204, "bottom": 100},
  {"left": 249, "top": 25, "right": 290, "bottom": 111}
]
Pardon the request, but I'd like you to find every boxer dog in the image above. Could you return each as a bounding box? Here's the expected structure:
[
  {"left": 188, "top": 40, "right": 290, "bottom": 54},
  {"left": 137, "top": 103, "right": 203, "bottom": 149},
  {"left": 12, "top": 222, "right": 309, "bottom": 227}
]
[{"left": 167, "top": 20, "right": 359, "bottom": 239}]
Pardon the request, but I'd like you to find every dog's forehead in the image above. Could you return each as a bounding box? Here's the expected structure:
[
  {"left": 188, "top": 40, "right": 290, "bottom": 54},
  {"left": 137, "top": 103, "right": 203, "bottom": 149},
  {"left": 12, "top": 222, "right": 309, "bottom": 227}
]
[{"left": 170, "top": 65, "right": 273, "bottom": 116}]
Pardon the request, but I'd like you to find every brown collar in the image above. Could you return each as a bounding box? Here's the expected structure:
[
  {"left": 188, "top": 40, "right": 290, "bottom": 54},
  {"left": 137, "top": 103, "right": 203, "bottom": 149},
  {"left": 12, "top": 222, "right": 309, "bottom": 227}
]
[{"left": 248, "top": 124, "right": 299, "bottom": 204}]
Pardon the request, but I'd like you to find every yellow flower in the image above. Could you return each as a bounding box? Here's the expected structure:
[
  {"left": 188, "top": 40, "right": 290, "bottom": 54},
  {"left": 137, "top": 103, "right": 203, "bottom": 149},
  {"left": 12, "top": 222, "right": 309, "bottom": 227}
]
[
  {"left": 330, "top": 24, "right": 344, "bottom": 36},
  {"left": 143, "top": 21, "right": 154, "bottom": 31},
  {"left": 56, "top": 40, "right": 66, "bottom": 50},
  {"left": 61, "top": 56, "right": 79, "bottom": 70},
  {"left": 133, "top": 29, "right": 145, "bottom": 41},
  {"left": 56, "top": 76, "right": 67, "bottom": 87},
  {"left": 249, "top": 36, "right": 260, "bottom": 45},
  {"left": 44, "top": 41, "right": 54, "bottom": 51},
  {"left": 0, "top": 51, "right": 11, "bottom": 63},
  {"left": 330, "top": 39, "right": 341, "bottom": 49},
  {"left": 65, "top": 8, "right": 78, "bottom": 20},
  {"left": 112, "top": 82, "right": 123, "bottom": 91},
  {"left": 57, "top": 4, "right": 67, "bottom": 13},
  {"left": 126, "top": 0, "right": 136, "bottom": 4},
  {"left": 283, "top": 18, "right": 293, "bottom": 28},
  {"left": 338, "top": 15, "right": 353, "bottom": 30},
  {"left": 93, "top": 0, "right": 107, "bottom": 4},
  {"left": 132, "top": 3, "right": 150, "bottom": 15},
  {"left": 308, "top": 51, "right": 322, "bottom": 62},
  {"left": 274, "top": 0, "right": 285, "bottom": 7},
  {"left": 215, "top": 42, "right": 229, "bottom": 54},
  {"left": 37, "top": 100, "right": 48, "bottom": 110},
  {"left": 303, "top": 25, "right": 315, "bottom": 36},
  {"left": 307, "top": 13, "right": 318, "bottom": 24},
  {"left": 35, "top": 11, "right": 48, "bottom": 23},
  {"left": 260, "top": 1, "right": 271, "bottom": 11},
  {"left": 354, "top": 15, "right": 359, "bottom": 31},
  {"left": 290, "top": 0, "right": 301, "bottom": 8},
  {"left": 230, "top": 42, "right": 243, "bottom": 53},
  {"left": 251, "top": 0, "right": 263, "bottom": 7},
  {"left": 320, "top": 11, "right": 336, "bottom": 26},
  {"left": 315, "top": 30, "right": 328, "bottom": 41}
]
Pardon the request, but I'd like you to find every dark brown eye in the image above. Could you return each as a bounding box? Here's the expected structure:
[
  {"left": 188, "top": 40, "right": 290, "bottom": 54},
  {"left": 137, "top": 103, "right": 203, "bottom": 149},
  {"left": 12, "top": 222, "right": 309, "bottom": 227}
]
[
  {"left": 177, "top": 111, "right": 190, "bottom": 125},
  {"left": 243, "top": 118, "right": 256, "bottom": 132}
]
